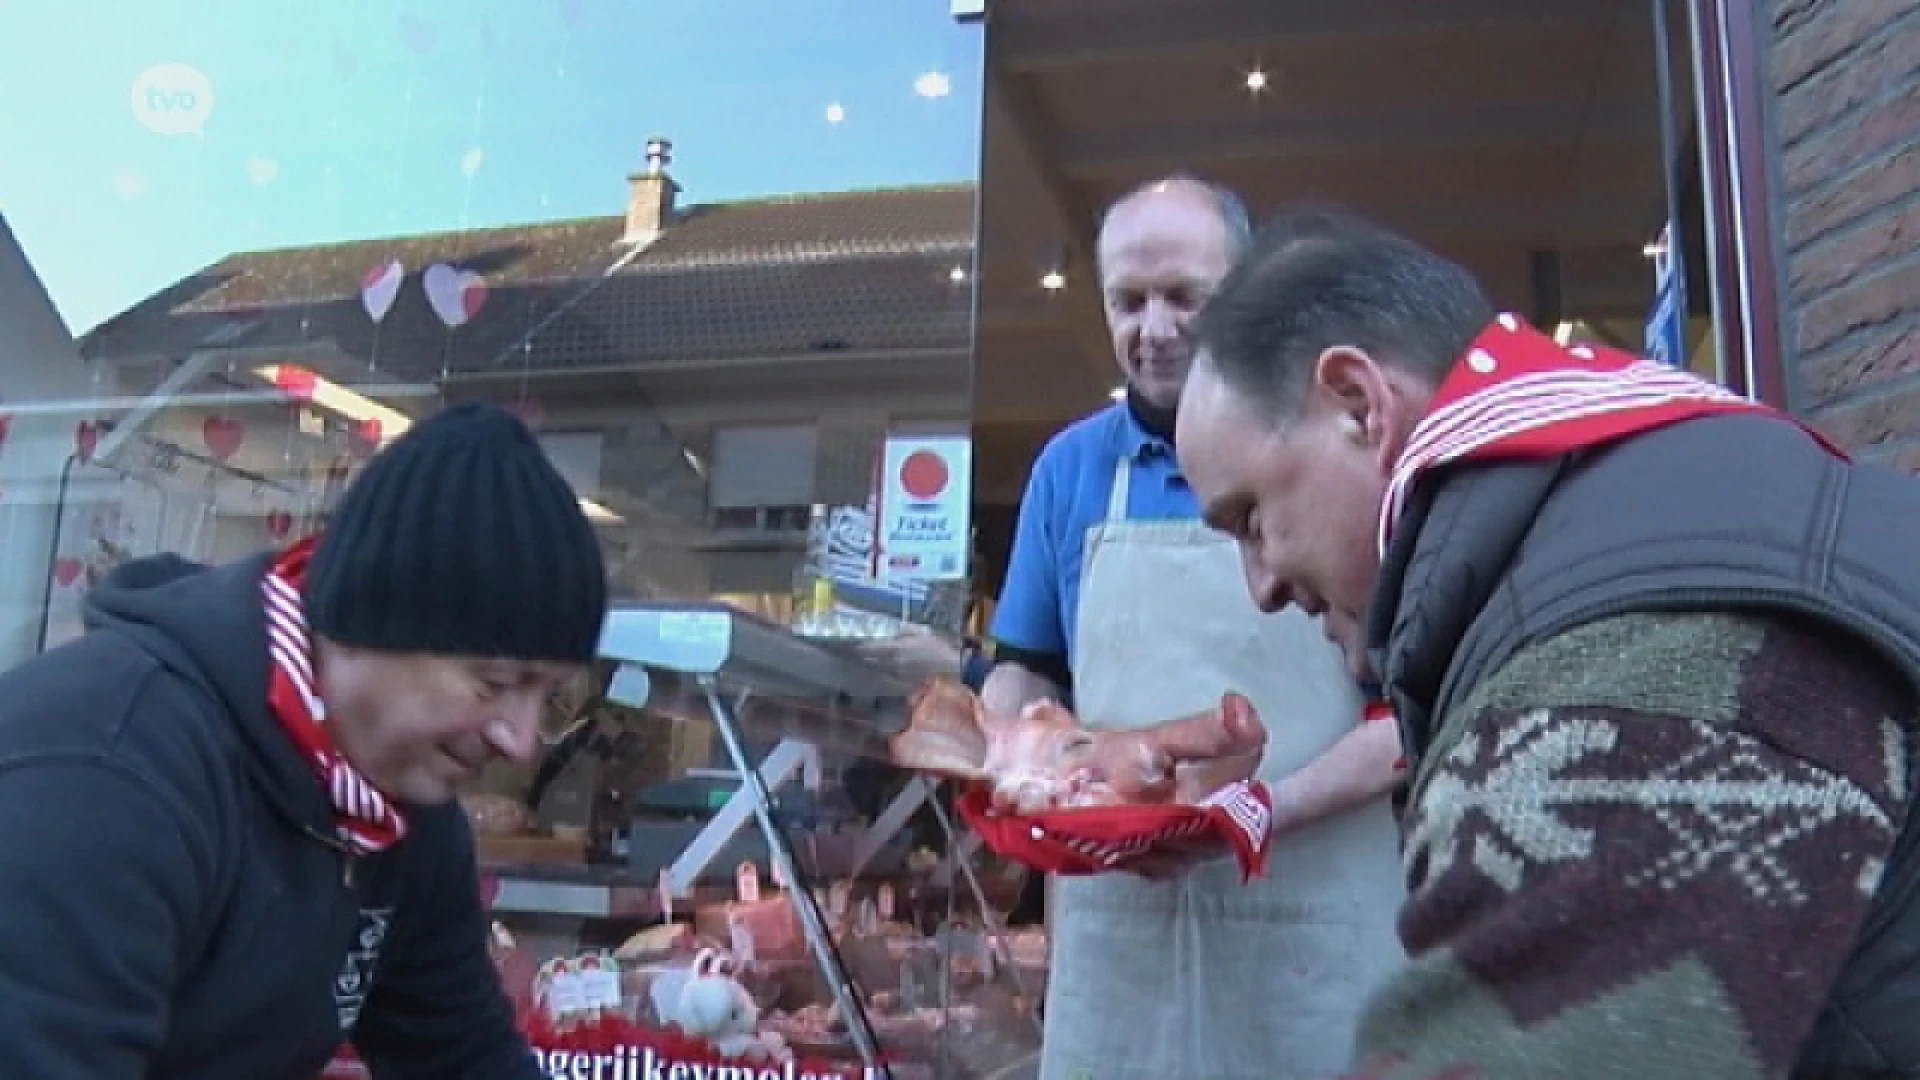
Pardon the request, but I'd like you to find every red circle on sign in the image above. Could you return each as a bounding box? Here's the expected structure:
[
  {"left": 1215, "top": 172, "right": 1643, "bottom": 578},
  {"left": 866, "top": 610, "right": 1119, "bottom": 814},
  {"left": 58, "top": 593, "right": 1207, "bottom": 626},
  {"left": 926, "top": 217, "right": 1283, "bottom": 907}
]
[{"left": 900, "top": 450, "right": 948, "bottom": 500}]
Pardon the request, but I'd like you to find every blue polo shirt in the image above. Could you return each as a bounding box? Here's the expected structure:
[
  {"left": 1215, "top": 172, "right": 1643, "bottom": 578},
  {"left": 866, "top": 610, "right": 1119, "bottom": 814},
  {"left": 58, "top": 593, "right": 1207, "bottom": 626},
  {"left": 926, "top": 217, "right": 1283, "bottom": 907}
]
[{"left": 989, "top": 402, "right": 1200, "bottom": 671}]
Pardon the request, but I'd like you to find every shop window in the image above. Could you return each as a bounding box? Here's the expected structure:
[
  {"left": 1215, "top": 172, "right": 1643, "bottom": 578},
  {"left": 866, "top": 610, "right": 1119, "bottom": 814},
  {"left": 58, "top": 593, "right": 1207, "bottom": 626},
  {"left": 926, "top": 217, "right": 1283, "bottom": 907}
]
[
  {"left": 2, "top": 5, "right": 999, "bottom": 1078},
  {"left": 705, "top": 424, "right": 818, "bottom": 533}
]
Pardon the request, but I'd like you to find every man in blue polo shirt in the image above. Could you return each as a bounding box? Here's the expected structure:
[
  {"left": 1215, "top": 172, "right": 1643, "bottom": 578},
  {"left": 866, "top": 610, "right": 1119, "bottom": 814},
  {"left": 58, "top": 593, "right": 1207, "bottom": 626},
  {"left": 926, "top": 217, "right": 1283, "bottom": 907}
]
[{"left": 980, "top": 176, "right": 1409, "bottom": 1080}]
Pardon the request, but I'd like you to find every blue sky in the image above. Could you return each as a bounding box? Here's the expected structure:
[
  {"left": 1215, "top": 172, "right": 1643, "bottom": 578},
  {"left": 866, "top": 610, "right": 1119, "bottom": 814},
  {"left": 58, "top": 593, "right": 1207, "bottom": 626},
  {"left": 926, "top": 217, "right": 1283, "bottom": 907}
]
[{"left": 0, "top": 0, "right": 984, "bottom": 334}]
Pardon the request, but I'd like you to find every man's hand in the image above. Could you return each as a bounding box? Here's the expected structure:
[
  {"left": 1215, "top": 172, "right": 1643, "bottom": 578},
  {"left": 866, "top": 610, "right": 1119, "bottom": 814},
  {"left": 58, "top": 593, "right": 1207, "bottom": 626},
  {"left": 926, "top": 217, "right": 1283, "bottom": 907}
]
[
  {"left": 1089, "top": 695, "right": 1269, "bottom": 881},
  {"left": 1096, "top": 692, "right": 1267, "bottom": 805}
]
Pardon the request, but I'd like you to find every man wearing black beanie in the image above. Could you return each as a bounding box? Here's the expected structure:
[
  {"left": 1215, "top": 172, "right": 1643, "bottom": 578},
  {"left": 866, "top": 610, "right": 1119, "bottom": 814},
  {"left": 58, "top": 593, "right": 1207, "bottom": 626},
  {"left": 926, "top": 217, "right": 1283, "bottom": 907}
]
[{"left": 0, "top": 402, "right": 606, "bottom": 1079}]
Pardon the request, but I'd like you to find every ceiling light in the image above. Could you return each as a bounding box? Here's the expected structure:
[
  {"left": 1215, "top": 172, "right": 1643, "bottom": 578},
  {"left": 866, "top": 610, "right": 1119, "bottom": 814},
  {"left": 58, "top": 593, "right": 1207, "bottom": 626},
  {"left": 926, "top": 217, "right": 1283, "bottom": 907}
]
[
  {"left": 1039, "top": 269, "right": 1066, "bottom": 291},
  {"left": 1245, "top": 69, "right": 1269, "bottom": 92},
  {"left": 825, "top": 103, "right": 846, "bottom": 125},
  {"left": 1108, "top": 386, "right": 1126, "bottom": 402},
  {"left": 949, "top": 266, "right": 968, "bottom": 283},
  {"left": 1642, "top": 240, "right": 1668, "bottom": 259}
]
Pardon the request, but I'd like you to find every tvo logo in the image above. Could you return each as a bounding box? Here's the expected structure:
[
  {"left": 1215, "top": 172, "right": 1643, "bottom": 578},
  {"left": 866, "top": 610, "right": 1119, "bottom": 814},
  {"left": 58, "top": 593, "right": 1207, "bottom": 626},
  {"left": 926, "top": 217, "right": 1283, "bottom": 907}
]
[{"left": 130, "top": 63, "right": 214, "bottom": 137}]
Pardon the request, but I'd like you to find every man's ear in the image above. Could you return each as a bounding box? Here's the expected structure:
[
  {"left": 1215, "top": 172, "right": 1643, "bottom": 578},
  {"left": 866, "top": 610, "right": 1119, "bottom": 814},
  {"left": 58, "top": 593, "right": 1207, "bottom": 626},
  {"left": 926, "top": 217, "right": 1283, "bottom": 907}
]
[{"left": 1311, "top": 346, "right": 1389, "bottom": 450}]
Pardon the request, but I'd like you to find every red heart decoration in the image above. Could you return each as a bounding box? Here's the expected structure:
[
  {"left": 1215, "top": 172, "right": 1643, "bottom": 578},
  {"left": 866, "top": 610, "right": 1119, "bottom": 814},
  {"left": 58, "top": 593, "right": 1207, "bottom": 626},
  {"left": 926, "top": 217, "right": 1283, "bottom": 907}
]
[
  {"left": 422, "top": 263, "right": 488, "bottom": 328},
  {"left": 357, "top": 417, "right": 383, "bottom": 447},
  {"left": 359, "top": 259, "right": 404, "bottom": 324},
  {"left": 274, "top": 366, "right": 318, "bottom": 403},
  {"left": 74, "top": 421, "right": 98, "bottom": 463},
  {"left": 202, "top": 415, "right": 244, "bottom": 462},
  {"left": 461, "top": 281, "right": 488, "bottom": 321},
  {"left": 266, "top": 509, "right": 294, "bottom": 538},
  {"left": 52, "top": 559, "right": 82, "bottom": 587}
]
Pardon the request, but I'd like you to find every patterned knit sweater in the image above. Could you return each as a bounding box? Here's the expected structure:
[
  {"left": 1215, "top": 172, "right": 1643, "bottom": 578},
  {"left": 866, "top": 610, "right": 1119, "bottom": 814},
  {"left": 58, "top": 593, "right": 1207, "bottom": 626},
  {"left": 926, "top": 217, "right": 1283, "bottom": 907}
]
[{"left": 1347, "top": 611, "right": 1915, "bottom": 1080}]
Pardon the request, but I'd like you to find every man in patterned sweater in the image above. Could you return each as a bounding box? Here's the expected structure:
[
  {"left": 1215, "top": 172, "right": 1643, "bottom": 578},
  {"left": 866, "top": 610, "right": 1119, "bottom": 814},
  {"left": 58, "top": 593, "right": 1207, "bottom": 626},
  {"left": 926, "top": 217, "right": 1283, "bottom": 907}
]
[{"left": 1170, "top": 206, "right": 1920, "bottom": 1078}]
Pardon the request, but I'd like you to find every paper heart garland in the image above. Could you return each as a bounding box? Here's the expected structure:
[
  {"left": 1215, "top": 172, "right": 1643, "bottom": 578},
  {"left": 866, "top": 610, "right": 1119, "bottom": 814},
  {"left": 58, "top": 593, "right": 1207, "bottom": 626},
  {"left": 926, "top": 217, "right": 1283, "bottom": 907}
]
[
  {"left": 360, "top": 260, "right": 404, "bottom": 324},
  {"left": 52, "top": 559, "right": 82, "bottom": 588},
  {"left": 202, "top": 414, "right": 244, "bottom": 462},
  {"left": 422, "top": 263, "right": 487, "bottom": 329},
  {"left": 74, "top": 421, "right": 97, "bottom": 463}
]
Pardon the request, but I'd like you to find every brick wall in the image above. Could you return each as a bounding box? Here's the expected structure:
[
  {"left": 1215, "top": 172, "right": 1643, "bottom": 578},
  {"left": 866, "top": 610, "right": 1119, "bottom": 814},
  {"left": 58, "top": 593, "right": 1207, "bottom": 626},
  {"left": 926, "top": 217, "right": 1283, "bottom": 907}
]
[{"left": 1767, "top": 0, "right": 1920, "bottom": 469}]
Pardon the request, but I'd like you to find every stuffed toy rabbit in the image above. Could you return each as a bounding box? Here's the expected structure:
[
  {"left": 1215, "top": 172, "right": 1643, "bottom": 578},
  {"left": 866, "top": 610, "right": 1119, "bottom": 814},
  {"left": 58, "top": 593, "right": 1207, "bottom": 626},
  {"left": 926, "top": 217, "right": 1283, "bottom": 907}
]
[{"left": 669, "top": 948, "right": 791, "bottom": 1063}]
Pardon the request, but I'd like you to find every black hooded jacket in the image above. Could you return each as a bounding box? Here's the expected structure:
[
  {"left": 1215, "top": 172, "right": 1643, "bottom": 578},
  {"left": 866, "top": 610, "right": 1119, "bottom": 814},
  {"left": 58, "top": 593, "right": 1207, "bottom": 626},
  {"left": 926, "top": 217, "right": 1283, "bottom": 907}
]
[{"left": 0, "top": 551, "right": 541, "bottom": 1079}]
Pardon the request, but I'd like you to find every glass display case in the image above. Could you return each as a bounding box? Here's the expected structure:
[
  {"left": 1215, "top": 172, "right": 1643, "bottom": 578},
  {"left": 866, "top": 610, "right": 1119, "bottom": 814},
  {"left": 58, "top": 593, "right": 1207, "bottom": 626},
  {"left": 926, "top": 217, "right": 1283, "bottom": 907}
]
[{"left": 463, "top": 604, "right": 1049, "bottom": 1080}]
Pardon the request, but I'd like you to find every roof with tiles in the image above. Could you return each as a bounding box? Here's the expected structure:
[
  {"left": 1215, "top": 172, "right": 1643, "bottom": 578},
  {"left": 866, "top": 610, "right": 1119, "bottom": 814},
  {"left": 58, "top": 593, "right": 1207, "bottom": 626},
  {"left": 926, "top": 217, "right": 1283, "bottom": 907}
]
[{"left": 80, "top": 183, "right": 978, "bottom": 383}]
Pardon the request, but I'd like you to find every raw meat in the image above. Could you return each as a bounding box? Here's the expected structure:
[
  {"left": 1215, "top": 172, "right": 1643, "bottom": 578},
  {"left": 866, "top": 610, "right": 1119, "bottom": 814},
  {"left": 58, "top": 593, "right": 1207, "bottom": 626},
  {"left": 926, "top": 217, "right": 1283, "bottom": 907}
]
[
  {"left": 889, "top": 677, "right": 1266, "bottom": 813},
  {"left": 696, "top": 897, "right": 803, "bottom": 961}
]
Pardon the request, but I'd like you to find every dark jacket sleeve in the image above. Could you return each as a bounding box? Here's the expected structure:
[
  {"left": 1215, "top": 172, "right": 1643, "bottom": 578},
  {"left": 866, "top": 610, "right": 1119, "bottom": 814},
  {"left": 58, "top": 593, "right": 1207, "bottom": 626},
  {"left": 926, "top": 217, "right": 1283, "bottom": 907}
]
[
  {"left": 0, "top": 755, "right": 211, "bottom": 1078},
  {"left": 354, "top": 806, "right": 542, "bottom": 1080}
]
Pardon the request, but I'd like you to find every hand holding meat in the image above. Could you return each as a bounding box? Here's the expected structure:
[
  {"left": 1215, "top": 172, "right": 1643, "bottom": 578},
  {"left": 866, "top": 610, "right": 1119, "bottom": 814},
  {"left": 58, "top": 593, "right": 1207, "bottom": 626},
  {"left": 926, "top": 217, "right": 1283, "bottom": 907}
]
[{"left": 889, "top": 676, "right": 1267, "bottom": 812}]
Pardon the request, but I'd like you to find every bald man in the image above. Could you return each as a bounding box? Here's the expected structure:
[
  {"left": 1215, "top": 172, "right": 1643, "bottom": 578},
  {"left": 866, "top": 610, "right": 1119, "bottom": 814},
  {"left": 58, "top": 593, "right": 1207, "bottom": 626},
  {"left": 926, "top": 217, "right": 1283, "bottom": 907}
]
[{"left": 980, "top": 177, "right": 1408, "bottom": 1080}]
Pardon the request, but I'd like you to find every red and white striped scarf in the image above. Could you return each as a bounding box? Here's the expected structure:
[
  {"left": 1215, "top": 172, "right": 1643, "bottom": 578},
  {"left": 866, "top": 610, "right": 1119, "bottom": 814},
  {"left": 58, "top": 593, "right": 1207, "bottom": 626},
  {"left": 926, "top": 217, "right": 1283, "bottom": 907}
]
[
  {"left": 263, "top": 538, "right": 408, "bottom": 853},
  {"left": 1377, "top": 313, "right": 1844, "bottom": 556}
]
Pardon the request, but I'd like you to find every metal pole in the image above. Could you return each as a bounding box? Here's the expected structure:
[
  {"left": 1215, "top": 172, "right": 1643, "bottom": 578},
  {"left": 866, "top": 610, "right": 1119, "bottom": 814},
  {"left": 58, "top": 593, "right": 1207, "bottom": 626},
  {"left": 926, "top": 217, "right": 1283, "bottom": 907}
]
[
  {"left": 698, "top": 676, "right": 891, "bottom": 1077},
  {"left": 1684, "top": 0, "right": 1736, "bottom": 391},
  {"left": 33, "top": 454, "right": 80, "bottom": 653}
]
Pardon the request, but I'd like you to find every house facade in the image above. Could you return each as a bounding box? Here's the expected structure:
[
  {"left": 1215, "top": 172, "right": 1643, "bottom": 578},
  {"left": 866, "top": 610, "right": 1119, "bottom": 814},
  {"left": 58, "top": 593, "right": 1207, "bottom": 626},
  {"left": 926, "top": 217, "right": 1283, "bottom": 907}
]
[{"left": 62, "top": 145, "right": 976, "bottom": 628}]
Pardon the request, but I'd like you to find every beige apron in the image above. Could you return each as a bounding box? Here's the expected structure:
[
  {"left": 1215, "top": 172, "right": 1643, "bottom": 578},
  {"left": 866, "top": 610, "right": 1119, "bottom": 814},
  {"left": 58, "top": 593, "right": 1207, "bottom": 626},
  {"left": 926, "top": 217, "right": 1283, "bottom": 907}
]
[{"left": 1037, "top": 459, "right": 1409, "bottom": 1080}]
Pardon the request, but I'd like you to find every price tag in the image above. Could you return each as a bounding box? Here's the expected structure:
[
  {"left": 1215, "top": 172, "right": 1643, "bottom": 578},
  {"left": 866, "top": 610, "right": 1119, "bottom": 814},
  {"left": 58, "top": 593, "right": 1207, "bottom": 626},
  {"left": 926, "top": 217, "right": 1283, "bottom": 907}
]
[
  {"left": 736, "top": 861, "right": 761, "bottom": 905},
  {"left": 549, "top": 970, "right": 587, "bottom": 1017},
  {"left": 579, "top": 963, "right": 622, "bottom": 1009}
]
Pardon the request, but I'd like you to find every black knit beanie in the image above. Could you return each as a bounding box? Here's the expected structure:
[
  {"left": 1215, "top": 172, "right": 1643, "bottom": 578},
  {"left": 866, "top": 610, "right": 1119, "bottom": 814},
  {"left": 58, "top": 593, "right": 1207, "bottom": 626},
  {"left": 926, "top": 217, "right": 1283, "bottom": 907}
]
[{"left": 305, "top": 402, "right": 608, "bottom": 665}]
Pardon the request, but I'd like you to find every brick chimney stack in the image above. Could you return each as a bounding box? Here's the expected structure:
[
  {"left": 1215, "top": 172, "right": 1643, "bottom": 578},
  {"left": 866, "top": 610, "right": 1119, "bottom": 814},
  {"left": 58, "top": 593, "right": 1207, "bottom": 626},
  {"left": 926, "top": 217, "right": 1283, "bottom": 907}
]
[{"left": 624, "top": 137, "right": 679, "bottom": 245}]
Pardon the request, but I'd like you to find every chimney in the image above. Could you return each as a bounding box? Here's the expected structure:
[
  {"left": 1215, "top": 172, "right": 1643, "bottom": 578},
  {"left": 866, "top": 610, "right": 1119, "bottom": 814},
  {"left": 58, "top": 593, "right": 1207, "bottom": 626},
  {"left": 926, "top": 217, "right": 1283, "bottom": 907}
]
[{"left": 624, "top": 137, "right": 680, "bottom": 244}]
